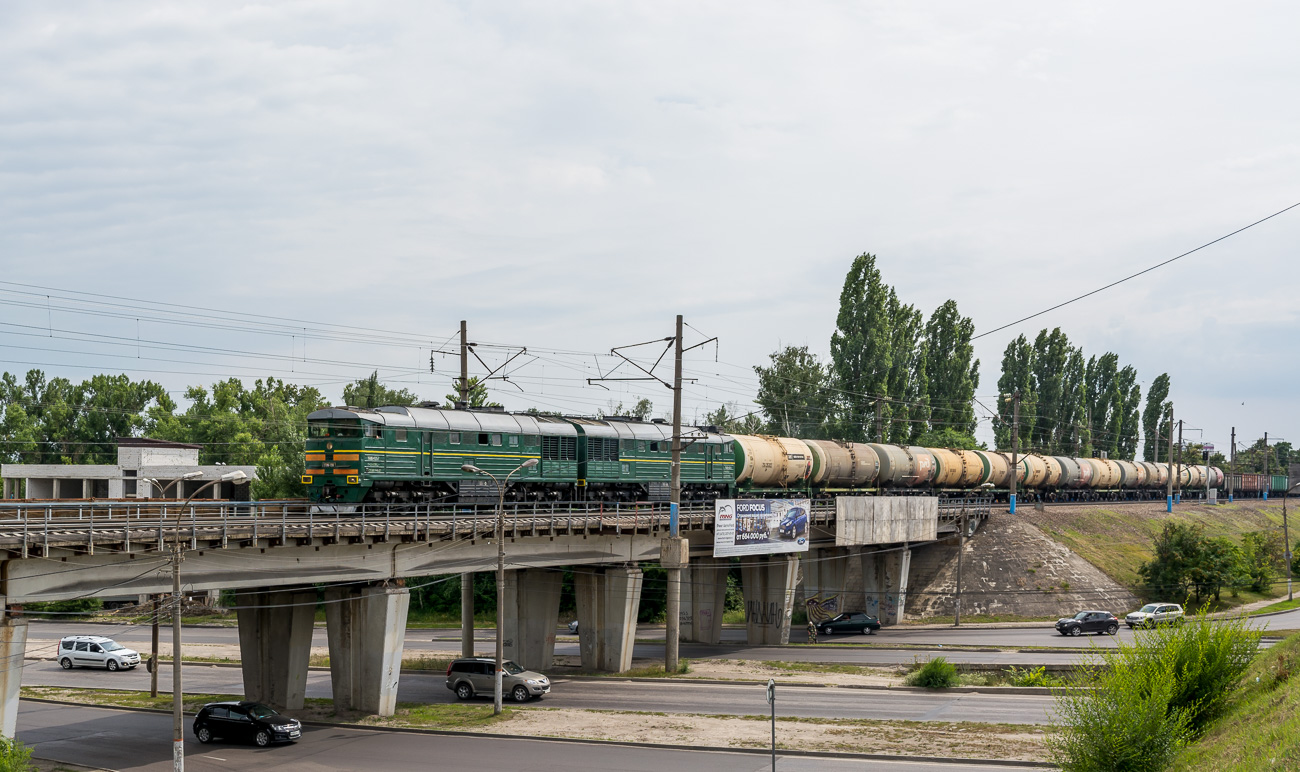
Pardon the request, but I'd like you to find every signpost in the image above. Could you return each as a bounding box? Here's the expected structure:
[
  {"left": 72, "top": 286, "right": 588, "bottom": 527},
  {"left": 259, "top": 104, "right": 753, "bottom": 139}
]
[{"left": 767, "top": 679, "right": 776, "bottom": 771}]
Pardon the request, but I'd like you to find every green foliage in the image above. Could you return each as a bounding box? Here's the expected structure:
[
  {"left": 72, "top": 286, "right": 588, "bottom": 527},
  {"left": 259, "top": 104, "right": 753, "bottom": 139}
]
[
  {"left": 1006, "top": 665, "right": 1053, "bottom": 687},
  {"left": 994, "top": 335, "right": 1036, "bottom": 451},
  {"left": 343, "top": 371, "right": 421, "bottom": 408},
  {"left": 1139, "top": 522, "right": 1249, "bottom": 603},
  {"left": 444, "top": 376, "right": 500, "bottom": 409},
  {"left": 907, "top": 656, "right": 959, "bottom": 688},
  {"left": 915, "top": 428, "right": 982, "bottom": 450},
  {"left": 1240, "top": 531, "right": 1284, "bottom": 593},
  {"left": 701, "top": 403, "right": 764, "bottom": 435},
  {"left": 0, "top": 369, "right": 175, "bottom": 464},
  {"left": 829, "top": 253, "right": 894, "bottom": 443},
  {"left": 0, "top": 736, "right": 33, "bottom": 772},
  {"left": 598, "top": 398, "right": 653, "bottom": 420},
  {"left": 1049, "top": 609, "right": 1261, "bottom": 772},
  {"left": 24, "top": 597, "right": 103, "bottom": 616},
  {"left": 752, "top": 345, "right": 833, "bottom": 438},
  {"left": 923, "top": 300, "right": 979, "bottom": 438},
  {"left": 1143, "top": 373, "right": 1172, "bottom": 462}
]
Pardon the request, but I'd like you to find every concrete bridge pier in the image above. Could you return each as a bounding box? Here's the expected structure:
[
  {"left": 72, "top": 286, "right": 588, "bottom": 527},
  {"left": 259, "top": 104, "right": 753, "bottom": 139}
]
[
  {"left": 501, "top": 569, "right": 562, "bottom": 672},
  {"left": 323, "top": 584, "right": 410, "bottom": 716},
  {"left": 575, "top": 566, "right": 642, "bottom": 672},
  {"left": 861, "top": 546, "right": 911, "bottom": 626},
  {"left": 740, "top": 555, "right": 798, "bottom": 644},
  {"left": 681, "top": 556, "right": 729, "bottom": 644},
  {"left": 0, "top": 617, "right": 27, "bottom": 738},
  {"left": 235, "top": 588, "right": 316, "bottom": 710},
  {"left": 800, "top": 547, "right": 851, "bottom": 614}
]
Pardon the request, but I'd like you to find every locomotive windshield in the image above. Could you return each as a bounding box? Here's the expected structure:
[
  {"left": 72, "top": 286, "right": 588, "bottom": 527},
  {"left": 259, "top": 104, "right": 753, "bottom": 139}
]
[{"left": 308, "top": 422, "right": 363, "bottom": 438}]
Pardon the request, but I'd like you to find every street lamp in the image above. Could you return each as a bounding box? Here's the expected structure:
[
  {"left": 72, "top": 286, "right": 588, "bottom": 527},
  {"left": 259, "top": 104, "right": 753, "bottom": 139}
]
[
  {"left": 1284, "top": 482, "right": 1300, "bottom": 603},
  {"left": 141, "top": 471, "right": 203, "bottom": 698},
  {"left": 169, "top": 469, "right": 247, "bottom": 772},
  {"left": 461, "top": 459, "right": 538, "bottom": 716}
]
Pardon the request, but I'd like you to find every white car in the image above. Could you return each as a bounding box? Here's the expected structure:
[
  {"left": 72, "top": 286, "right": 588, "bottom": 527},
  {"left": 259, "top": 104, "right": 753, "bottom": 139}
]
[
  {"left": 58, "top": 635, "right": 141, "bottom": 671},
  {"left": 1125, "top": 603, "right": 1184, "bottom": 629}
]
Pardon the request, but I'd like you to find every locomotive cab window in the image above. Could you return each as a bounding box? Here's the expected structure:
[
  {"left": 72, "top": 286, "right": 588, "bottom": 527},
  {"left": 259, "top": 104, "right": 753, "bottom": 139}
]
[
  {"left": 508, "top": 436, "right": 519, "bottom": 447},
  {"left": 491, "top": 434, "right": 502, "bottom": 446},
  {"left": 478, "top": 433, "right": 489, "bottom": 445},
  {"left": 449, "top": 432, "right": 461, "bottom": 445},
  {"left": 364, "top": 425, "right": 381, "bottom": 439},
  {"left": 395, "top": 429, "right": 407, "bottom": 442}
]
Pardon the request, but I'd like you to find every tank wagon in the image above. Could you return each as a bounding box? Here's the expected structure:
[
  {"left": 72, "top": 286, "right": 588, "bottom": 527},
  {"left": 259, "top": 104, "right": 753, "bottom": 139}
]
[{"left": 304, "top": 405, "right": 1257, "bottom": 504}]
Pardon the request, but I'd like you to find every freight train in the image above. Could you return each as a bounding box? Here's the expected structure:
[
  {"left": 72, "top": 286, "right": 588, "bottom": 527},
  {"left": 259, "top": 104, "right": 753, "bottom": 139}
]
[{"left": 303, "top": 405, "right": 1280, "bottom": 504}]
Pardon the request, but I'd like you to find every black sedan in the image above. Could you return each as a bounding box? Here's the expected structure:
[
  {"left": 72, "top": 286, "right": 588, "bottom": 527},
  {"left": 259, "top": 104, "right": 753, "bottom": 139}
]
[
  {"left": 818, "top": 612, "right": 881, "bottom": 636},
  {"left": 1055, "top": 610, "right": 1119, "bottom": 636},
  {"left": 194, "top": 701, "right": 302, "bottom": 746}
]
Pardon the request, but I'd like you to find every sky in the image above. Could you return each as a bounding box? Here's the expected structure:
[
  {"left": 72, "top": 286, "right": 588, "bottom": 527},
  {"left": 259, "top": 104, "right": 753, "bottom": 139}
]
[{"left": 1, "top": 1, "right": 1297, "bottom": 458}]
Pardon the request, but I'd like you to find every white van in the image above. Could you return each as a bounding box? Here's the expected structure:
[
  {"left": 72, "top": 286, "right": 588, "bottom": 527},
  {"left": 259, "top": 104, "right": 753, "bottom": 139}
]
[{"left": 58, "top": 635, "right": 141, "bottom": 671}]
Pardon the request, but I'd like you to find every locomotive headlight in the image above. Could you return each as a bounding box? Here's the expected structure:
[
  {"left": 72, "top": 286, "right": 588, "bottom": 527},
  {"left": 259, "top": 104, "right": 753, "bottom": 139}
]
[{"left": 327, "top": 442, "right": 334, "bottom": 450}]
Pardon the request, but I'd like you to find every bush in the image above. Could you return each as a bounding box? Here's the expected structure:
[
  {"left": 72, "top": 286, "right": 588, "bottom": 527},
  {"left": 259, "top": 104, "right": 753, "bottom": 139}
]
[
  {"left": 1007, "top": 665, "right": 1052, "bottom": 688},
  {"left": 0, "top": 736, "right": 33, "bottom": 772},
  {"left": 1048, "top": 608, "right": 1261, "bottom": 772},
  {"left": 907, "top": 657, "right": 958, "bottom": 689}
]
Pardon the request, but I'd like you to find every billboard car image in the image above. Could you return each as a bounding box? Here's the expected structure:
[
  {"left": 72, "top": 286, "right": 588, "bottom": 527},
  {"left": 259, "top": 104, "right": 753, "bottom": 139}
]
[{"left": 713, "top": 499, "right": 811, "bottom": 557}]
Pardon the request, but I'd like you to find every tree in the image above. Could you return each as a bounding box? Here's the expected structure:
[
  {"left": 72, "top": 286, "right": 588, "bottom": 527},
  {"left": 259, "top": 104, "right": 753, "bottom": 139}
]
[
  {"left": 599, "top": 398, "right": 653, "bottom": 420},
  {"left": 1028, "top": 328, "right": 1073, "bottom": 454},
  {"left": 1240, "top": 531, "right": 1284, "bottom": 593},
  {"left": 923, "top": 300, "right": 978, "bottom": 437},
  {"left": 1138, "top": 521, "right": 1202, "bottom": 601},
  {"left": 915, "top": 427, "right": 982, "bottom": 450},
  {"left": 884, "top": 289, "right": 927, "bottom": 444},
  {"left": 343, "top": 371, "right": 421, "bottom": 408},
  {"left": 1113, "top": 366, "right": 1142, "bottom": 460},
  {"left": 993, "top": 335, "right": 1036, "bottom": 451},
  {"left": 753, "top": 346, "right": 832, "bottom": 438},
  {"left": 1142, "top": 373, "right": 1171, "bottom": 462},
  {"left": 702, "top": 403, "right": 764, "bottom": 435},
  {"left": 1085, "top": 353, "right": 1120, "bottom": 457},
  {"left": 443, "top": 376, "right": 501, "bottom": 409},
  {"left": 829, "top": 254, "right": 893, "bottom": 442}
]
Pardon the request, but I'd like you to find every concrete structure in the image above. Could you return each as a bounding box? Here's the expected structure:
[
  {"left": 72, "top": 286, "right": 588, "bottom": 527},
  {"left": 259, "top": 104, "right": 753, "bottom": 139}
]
[
  {"left": 800, "top": 547, "right": 852, "bottom": 618},
  {"left": 740, "top": 554, "right": 798, "bottom": 644},
  {"left": 680, "top": 556, "right": 729, "bottom": 644},
  {"left": 501, "top": 569, "right": 562, "bottom": 672},
  {"left": 324, "top": 585, "right": 410, "bottom": 716},
  {"left": 0, "top": 618, "right": 27, "bottom": 738},
  {"left": 575, "top": 567, "right": 643, "bottom": 672},
  {"left": 861, "top": 547, "right": 911, "bottom": 625},
  {"left": 1, "top": 438, "right": 255, "bottom": 500},
  {"left": 236, "top": 588, "right": 316, "bottom": 711},
  {"left": 836, "top": 496, "right": 937, "bottom": 545}
]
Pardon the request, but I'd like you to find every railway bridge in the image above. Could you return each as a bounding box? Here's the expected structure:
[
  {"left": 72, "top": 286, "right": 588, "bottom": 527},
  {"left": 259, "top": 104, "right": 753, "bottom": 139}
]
[{"left": 0, "top": 496, "right": 988, "bottom": 734}]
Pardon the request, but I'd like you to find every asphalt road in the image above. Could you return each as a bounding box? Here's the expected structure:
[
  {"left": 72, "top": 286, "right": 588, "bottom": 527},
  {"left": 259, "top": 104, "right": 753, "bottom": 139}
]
[
  {"left": 23, "top": 660, "right": 1056, "bottom": 724},
  {"left": 18, "top": 702, "right": 1046, "bottom": 772}
]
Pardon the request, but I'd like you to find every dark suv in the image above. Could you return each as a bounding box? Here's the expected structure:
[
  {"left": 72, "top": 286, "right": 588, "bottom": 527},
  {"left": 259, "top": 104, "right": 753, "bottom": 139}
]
[
  {"left": 446, "top": 657, "right": 550, "bottom": 702},
  {"left": 193, "top": 701, "right": 301, "bottom": 746},
  {"left": 1056, "top": 610, "right": 1120, "bottom": 636}
]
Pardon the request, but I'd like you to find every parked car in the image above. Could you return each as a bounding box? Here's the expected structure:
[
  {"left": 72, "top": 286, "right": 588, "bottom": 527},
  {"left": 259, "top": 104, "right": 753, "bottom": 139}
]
[
  {"left": 193, "top": 701, "right": 301, "bottom": 746},
  {"left": 818, "top": 612, "right": 880, "bottom": 636},
  {"left": 446, "top": 657, "right": 551, "bottom": 702},
  {"left": 778, "top": 507, "right": 808, "bottom": 540},
  {"left": 1125, "top": 603, "right": 1185, "bottom": 629},
  {"left": 1055, "top": 610, "right": 1119, "bottom": 636},
  {"left": 57, "top": 635, "right": 141, "bottom": 671}
]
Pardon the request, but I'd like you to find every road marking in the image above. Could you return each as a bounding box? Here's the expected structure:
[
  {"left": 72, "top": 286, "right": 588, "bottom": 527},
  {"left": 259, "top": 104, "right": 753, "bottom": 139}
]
[{"left": 201, "top": 755, "right": 226, "bottom": 761}]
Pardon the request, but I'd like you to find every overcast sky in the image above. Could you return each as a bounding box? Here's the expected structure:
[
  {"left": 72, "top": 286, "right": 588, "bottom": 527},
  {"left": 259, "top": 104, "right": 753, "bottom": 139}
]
[{"left": 1, "top": 1, "right": 1296, "bottom": 456}]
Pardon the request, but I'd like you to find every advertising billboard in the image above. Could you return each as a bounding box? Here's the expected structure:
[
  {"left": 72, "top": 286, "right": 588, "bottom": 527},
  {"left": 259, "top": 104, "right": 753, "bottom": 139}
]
[{"left": 713, "top": 498, "right": 811, "bottom": 557}]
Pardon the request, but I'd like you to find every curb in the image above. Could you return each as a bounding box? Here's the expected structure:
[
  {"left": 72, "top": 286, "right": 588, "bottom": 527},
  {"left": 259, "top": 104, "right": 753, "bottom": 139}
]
[{"left": 20, "top": 697, "right": 1055, "bottom": 769}]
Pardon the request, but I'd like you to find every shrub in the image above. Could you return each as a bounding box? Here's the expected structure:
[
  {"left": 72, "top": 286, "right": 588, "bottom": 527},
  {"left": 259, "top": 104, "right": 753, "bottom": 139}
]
[
  {"left": 907, "top": 657, "right": 958, "bottom": 689},
  {"left": 0, "top": 736, "right": 33, "bottom": 772},
  {"left": 1007, "top": 665, "right": 1052, "bottom": 687},
  {"left": 1048, "top": 607, "right": 1261, "bottom": 772}
]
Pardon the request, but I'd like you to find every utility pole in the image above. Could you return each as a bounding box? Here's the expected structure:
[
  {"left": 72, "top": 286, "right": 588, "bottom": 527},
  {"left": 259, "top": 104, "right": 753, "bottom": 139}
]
[
  {"left": 150, "top": 594, "right": 160, "bottom": 698},
  {"left": 1177, "top": 420, "right": 1184, "bottom": 503},
  {"left": 171, "top": 542, "right": 183, "bottom": 772},
  {"left": 1166, "top": 406, "right": 1175, "bottom": 513},
  {"left": 1008, "top": 391, "right": 1021, "bottom": 514},
  {"left": 1229, "top": 427, "right": 1236, "bottom": 502},
  {"left": 666, "top": 314, "right": 684, "bottom": 675},
  {"left": 875, "top": 398, "right": 883, "bottom": 444},
  {"left": 953, "top": 511, "right": 966, "bottom": 626},
  {"left": 1264, "top": 431, "right": 1270, "bottom": 500},
  {"left": 459, "top": 320, "right": 474, "bottom": 658}
]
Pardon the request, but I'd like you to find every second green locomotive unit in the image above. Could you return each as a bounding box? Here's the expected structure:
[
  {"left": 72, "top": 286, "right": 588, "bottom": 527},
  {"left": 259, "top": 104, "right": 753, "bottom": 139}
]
[{"left": 304, "top": 404, "right": 1247, "bottom": 505}]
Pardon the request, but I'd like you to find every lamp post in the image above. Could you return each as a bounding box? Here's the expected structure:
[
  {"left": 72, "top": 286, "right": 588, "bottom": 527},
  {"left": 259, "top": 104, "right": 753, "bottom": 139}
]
[
  {"left": 168, "top": 469, "right": 247, "bottom": 772},
  {"left": 461, "top": 459, "right": 539, "bottom": 716},
  {"left": 140, "top": 472, "right": 203, "bottom": 698},
  {"left": 1284, "top": 482, "right": 1300, "bottom": 603}
]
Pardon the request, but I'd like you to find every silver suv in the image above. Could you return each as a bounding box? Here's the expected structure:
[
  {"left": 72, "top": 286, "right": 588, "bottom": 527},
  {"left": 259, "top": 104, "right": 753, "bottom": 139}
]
[
  {"left": 445, "top": 657, "right": 550, "bottom": 702},
  {"left": 58, "top": 635, "right": 141, "bottom": 671},
  {"left": 1125, "top": 603, "right": 1185, "bottom": 629}
]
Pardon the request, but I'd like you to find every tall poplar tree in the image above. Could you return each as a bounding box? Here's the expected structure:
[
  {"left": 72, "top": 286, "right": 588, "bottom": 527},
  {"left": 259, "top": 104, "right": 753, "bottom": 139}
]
[
  {"left": 923, "top": 300, "right": 979, "bottom": 439},
  {"left": 1142, "top": 373, "right": 1171, "bottom": 462},
  {"left": 1085, "top": 353, "right": 1120, "bottom": 456},
  {"left": 753, "top": 345, "right": 832, "bottom": 438},
  {"left": 993, "top": 335, "right": 1036, "bottom": 451},
  {"left": 1029, "top": 328, "right": 1072, "bottom": 453},
  {"left": 829, "top": 254, "right": 893, "bottom": 442},
  {"left": 885, "top": 289, "right": 927, "bottom": 444},
  {"left": 1114, "top": 366, "right": 1142, "bottom": 459}
]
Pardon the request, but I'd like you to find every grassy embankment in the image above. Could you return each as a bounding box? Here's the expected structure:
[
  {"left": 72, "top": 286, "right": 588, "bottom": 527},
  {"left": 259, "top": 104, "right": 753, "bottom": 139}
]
[
  {"left": 1030, "top": 501, "right": 1289, "bottom": 610},
  {"left": 1168, "top": 631, "right": 1300, "bottom": 769}
]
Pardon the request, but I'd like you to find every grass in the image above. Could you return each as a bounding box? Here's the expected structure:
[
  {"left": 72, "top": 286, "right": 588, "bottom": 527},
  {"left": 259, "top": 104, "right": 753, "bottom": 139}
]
[
  {"left": 898, "top": 613, "right": 1059, "bottom": 625},
  {"left": 1029, "top": 500, "right": 1289, "bottom": 609},
  {"left": 1254, "top": 596, "right": 1300, "bottom": 615},
  {"left": 758, "top": 660, "right": 882, "bottom": 677},
  {"left": 1169, "top": 631, "right": 1300, "bottom": 770},
  {"left": 577, "top": 659, "right": 692, "bottom": 678}
]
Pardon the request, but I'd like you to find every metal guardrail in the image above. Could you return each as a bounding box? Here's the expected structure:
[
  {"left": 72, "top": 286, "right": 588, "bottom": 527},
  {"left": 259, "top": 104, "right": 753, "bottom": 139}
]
[{"left": 0, "top": 496, "right": 980, "bottom": 556}]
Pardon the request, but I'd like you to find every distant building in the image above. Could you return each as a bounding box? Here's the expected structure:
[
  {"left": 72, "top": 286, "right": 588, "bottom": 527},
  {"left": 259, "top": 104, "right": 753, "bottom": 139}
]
[{"left": 1, "top": 438, "right": 256, "bottom": 500}]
